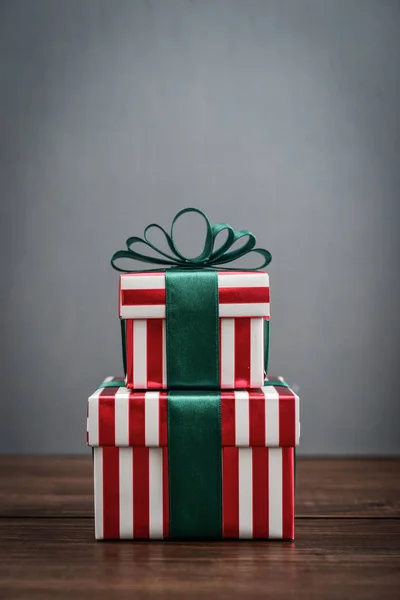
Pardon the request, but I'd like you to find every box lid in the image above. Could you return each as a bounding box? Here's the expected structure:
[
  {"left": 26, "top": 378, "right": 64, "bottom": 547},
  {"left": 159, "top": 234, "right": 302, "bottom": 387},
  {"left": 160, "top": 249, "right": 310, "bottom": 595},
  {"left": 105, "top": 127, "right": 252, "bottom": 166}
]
[
  {"left": 87, "top": 377, "right": 299, "bottom": 448},
  {"left": 119, "top": 271, "right": 270, "bottom": 319}
]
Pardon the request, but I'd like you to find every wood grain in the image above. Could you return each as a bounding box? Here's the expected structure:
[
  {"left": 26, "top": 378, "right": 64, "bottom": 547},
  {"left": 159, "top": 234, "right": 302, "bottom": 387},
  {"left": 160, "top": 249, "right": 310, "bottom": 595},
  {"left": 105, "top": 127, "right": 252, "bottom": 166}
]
[
  {"left": 0, "top": 457, "right": 399, "bottom": 599},
  {"left": 0, "top": 518, "right": 399, "bottom": 599},
  {"left": 0, "top": 456, "right": 399, "bottom": 518},
  {"left": 296, "top": 458, "right": 400, "bottom": 517},
  {"left": 0, "top": 456, "right": 92, "bottom": 518}
]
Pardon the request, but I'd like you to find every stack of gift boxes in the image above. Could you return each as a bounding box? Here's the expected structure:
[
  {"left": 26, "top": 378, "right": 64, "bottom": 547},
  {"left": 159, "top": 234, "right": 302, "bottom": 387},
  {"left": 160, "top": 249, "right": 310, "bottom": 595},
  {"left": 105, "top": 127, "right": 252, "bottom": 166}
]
[{"left": 87, "top": 210, "right": 300, "bottom": 541}]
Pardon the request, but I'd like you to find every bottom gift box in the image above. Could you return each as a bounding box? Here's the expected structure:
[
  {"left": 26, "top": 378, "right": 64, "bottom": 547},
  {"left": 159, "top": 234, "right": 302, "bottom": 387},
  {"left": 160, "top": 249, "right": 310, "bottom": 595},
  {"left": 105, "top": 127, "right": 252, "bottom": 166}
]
[{"left": 87, "top": 377, "right": 300, "bottom": 540}]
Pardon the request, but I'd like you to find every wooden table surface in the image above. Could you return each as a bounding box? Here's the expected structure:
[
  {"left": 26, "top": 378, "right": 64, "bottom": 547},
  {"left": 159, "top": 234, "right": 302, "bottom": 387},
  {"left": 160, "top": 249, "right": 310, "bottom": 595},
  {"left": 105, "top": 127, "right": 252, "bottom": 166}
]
[{"left": 0, "top": 457, "right": 399, "bottom": 599}]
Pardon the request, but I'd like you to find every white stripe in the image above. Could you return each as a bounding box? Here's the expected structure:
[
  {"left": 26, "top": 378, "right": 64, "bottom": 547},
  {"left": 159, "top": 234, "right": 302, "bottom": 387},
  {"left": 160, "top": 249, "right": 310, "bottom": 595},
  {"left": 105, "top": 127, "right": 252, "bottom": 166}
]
[
  {"left": 162, "top": 319, "right": 167, "bottom": 388},
  {"left": 114, "top": 388, "right": 130, "bottom": 446},
  {"left": 122, "top": 303, "right": 269, "bottom": 319},
  {"left": 217, "top": 272, "right": 269, "bottom": 288},
  {"left": 93, "top": 448, "right": 104, "bottom": 539},
  {"left": 145, "top": 392, "right": 160, "bottom": 446},
  {"left": 88, "top": 390, "right": 101, "bottom": 446},
  {"left": 268, "top": 448, "right": 283, "bottom": 539},
  {"left": 235, "top": 391, "right": 250, "bottom": 446},
  {"left": 133, "top": 320, "right": 147, "bottom": 387},
  {"left": 238, "top": 448, "right": 253, "bottom": 538},
  {"left": 119, "top": 448, "right": 133, "bottom": 538},
  {"left": 295, "top": 394, "right": 300, "bottom": 445},
  {"left": 219, "top": 303, "right": 269, "bottom": 318},
  {"left": 122, "top": 272, "right": 268, "bottom": 289},
  {"left": 120, "top": 305, "right": 165, "bottom": 319},
  {"left": 220, "top": 318, "right": 235, "bottom": 388},
  {"left": 149, "top": 448, "right": 164, "bottom": 539},
  {"left": 263, "top": 386, "right": 280, "bottom": 447},
  {"left": 121, "top": 274, "right": 165, "bottom": 290},
  {"left": 250, "top": 318, "right": 264, "bottom": 388}
]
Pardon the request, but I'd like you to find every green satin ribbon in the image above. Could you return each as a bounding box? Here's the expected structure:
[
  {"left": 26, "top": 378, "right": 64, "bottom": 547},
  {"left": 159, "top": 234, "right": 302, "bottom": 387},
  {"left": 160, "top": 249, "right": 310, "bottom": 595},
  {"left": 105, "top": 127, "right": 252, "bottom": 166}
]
[
  {"left": 111, "top": 208, "right": 272, "bottom": 272},
  {"left": 263, "top": 379, "right": 289, "bottom": 388},
  {"left": 96, "top": 380, "right": 126, "bottom": 389},
  {"left": 168, "top": 391, "right": 222, "bottom": 538},
  {"left": 166, "top": 269, "right": 219, "bottom": 389}
]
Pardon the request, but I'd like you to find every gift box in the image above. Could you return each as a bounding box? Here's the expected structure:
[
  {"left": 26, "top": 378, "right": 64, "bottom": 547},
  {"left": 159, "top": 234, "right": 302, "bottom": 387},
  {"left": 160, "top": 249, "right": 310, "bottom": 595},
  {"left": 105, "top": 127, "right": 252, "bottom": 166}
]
[
  {"left": 87, "top": 376, "right": 300, "bottom": 540},
  {"left": 119, "top": 271, "right": 270, "bottom": 390},
  {"left": 111, "top": 208, "right": 273, "bottom": 391}
]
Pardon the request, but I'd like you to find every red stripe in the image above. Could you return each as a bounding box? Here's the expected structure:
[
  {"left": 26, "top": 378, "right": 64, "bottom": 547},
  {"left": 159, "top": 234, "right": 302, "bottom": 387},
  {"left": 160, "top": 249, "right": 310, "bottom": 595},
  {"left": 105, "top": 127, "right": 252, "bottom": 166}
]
[
  {"left": 126, "top": 320, "right": 133, "bottom": 388},
  {"left": 102, "top": 447, "right": 120, "bottom": 539},
  {"left": 98, "top": 390, "right": 115, "bottom": 446},
  {"left": 122, "top": 289, "right": 166, "bottom": 305},
  {"left": 220, "top": 392, "right": 236, "bottom": 446},
  {"left": 162, "top": 447, "right": 170, "bottom": 538},
  {"left": 133, "top": 447, "right": 150, "bottom": 538},
  {"left": 222, "top": 447, "right": 239, "bottom": 538},
  {"left": 282, "top": 448, "right": 295, "bottom": 540},
  {"left": 219, "top": 287, "right": 269, "bottom": 304},
  {"left": 122, "top": 286, "right": 268, "bottom": 306},
  {"left": 129, "top": 392, "right": 146, "bottom": 446},
  {"left": 159, "top": 392, "right": 168, "bottom": 446},
  {"left": 118, "top": 275, "right": 122, "bottom": 317},
  {"left": 249, "top": 390, "right": 266, "bottom": 446},
  {"left": 219, "top": 319, "right": 222, "bottom": 385},
  {"left": 146, "top": 319, "right": 163, "bottom": 388},
  {"left": 234, "top": 318, "right": 251, "bottom": 388},
  {"left": 252, "top": 447, "right": 269, "bottom": 539},
  {"left": 277, "top": 386, "right": 297, "bottom": 447}
]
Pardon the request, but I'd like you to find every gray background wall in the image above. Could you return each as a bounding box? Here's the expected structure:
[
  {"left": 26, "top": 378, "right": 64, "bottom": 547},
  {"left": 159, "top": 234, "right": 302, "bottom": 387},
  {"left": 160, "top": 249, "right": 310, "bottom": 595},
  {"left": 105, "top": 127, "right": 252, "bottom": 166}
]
[{"left": 1, "top": 0, "right": 399, "bottom": 455}]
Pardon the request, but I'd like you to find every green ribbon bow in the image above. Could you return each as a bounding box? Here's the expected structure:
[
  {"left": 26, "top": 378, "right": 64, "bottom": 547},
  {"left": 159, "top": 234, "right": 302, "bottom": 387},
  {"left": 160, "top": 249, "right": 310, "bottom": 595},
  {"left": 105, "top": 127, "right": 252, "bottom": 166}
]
[{"left": 111, "top": 207, "right": 272, "bottom": 272}]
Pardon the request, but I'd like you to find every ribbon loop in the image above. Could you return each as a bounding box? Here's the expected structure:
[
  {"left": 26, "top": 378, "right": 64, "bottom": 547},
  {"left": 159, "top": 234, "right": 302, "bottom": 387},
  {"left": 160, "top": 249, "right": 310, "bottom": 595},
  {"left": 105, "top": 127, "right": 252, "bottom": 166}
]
[
  {"left": 170, "top": 207, "right": 214, "bottom": 264},
  {"left": 143, "top": 224, "right": 182, "bottom": 261},
  {"left": 111, "top": 208, "right": 271, "bottom": 272}
]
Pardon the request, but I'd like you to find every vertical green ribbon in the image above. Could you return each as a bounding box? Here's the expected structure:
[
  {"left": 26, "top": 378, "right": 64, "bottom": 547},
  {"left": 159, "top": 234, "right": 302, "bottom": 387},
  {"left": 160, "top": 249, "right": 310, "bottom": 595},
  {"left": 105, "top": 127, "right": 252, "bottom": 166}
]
[
  {"left": 165, "top": 268, "right": 221, "bottom": 536},
  {"left": 168, "top": 391, "right": 222, "bottom": 538},
  {"left": 165, "top": 269, "right": 219, "bottom": 389}
]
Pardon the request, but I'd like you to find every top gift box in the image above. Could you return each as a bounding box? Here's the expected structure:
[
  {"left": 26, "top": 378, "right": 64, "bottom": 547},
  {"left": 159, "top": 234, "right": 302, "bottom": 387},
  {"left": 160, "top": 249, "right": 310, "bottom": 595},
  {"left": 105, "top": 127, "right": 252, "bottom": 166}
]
[{"left": 112, "top": 208, "right": 272, "bottom": 391}]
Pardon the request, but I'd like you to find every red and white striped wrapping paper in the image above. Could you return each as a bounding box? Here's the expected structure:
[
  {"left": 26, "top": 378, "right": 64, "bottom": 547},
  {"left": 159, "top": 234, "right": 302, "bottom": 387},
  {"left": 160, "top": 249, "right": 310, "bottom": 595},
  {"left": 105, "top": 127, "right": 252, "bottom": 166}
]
[
  {"left": 119, "top": 271, "right": 270, "bottom": 390},
  {"left": 87, "top": 377, "right": 299, "bottom": 540}
]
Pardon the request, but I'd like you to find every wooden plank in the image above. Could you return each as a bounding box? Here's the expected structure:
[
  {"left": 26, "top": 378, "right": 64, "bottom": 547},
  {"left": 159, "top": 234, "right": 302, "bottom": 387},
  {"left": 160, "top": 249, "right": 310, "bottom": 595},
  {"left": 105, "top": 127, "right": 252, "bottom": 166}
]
[
  {"left": 0, "top": 456, "right": 93, "bottom": 518},
  {"left": 0, "top": 457, "right": 399, "bottom": 518},
  {"left": 296, "top": 458, "right": 400, "bottom": 517},
  {"left": 0, "top": 518, "right": 399, "bottom": 599}
]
